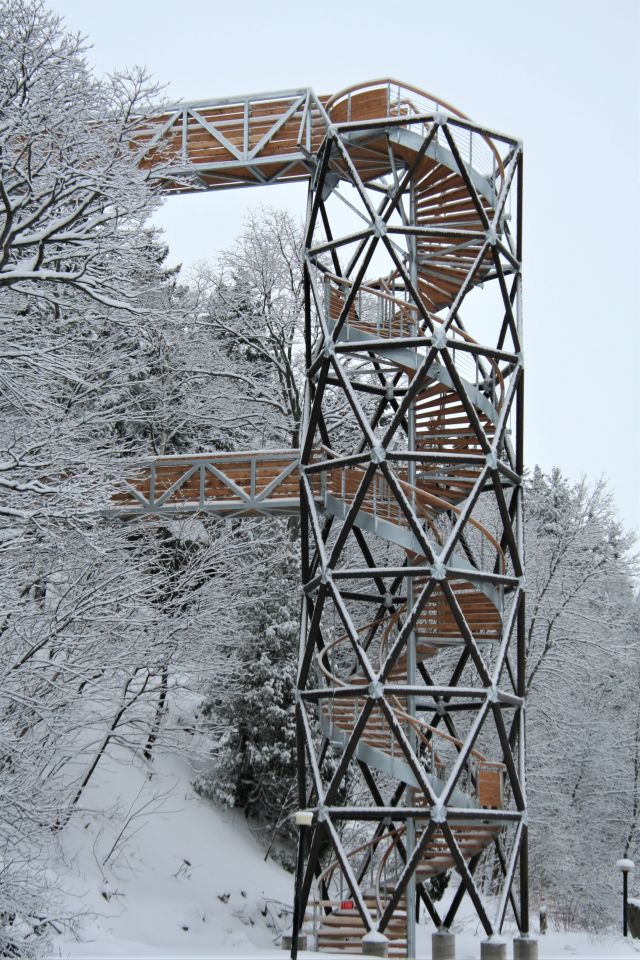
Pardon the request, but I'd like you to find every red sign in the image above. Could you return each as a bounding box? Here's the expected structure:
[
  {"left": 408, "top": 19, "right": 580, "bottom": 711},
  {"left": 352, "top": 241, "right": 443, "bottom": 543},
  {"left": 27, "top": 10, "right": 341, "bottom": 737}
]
[{"left": 340, "top": 900, "right": 354, "bottom": 911}]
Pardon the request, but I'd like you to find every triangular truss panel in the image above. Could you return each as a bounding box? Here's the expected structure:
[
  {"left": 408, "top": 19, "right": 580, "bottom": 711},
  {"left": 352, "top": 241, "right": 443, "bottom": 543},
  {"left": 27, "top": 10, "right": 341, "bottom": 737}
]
[{"left": 297, "top": 81, "right": 525, "bottom": 958}]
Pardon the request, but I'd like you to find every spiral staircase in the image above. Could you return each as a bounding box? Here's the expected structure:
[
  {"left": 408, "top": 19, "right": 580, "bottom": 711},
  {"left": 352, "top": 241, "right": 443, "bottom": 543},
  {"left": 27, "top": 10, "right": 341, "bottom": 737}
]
[
  {"left": 121, "top": 79, "right": 526, "bottom": 956},
  {"left": 302, "top": 255, "right": 507, "bottom": 953}
]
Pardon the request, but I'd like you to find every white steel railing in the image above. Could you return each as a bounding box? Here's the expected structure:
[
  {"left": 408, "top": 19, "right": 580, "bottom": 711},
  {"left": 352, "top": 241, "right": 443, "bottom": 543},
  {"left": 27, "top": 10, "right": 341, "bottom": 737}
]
[
  {"left": 325, "top": 79, "right": 506, "bottom": 185},
  {"left": 135, "top": 88, "right": 327, "bottom": 179},
  {"left": 323, "top": 272, "right": 505, "bottom": 413}
]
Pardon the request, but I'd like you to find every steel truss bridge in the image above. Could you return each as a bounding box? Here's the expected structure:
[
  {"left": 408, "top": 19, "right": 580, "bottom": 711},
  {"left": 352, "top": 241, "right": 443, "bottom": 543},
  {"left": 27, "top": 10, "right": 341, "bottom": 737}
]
[{"left": 119, "top": 80, "right": 527, "bottom": 959}]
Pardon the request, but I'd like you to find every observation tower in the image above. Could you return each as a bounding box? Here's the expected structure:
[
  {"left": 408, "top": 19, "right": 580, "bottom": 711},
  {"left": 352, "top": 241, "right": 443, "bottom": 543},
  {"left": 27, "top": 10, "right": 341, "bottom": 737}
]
[{"left": 118, "top": 80, "right": 529, "bottom": 960}]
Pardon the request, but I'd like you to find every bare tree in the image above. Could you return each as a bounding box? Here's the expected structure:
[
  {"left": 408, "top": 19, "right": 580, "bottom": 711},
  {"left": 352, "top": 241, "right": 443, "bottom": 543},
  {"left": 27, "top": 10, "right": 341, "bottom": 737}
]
[
  {"left": 190, "top": 209, "right": 306, "bottom": 448},
  {"left": 0, "top": 3, "right": 203, "bottom": 952},
  {"left": 523, "top": 468, "right": 639, "bottom": 927}
]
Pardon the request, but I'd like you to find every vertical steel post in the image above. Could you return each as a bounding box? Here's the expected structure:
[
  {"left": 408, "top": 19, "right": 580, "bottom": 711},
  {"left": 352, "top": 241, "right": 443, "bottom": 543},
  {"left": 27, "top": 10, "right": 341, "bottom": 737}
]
[
  {"left": 515, "top": 151, "right": 529, "bottom": 936},
  {"left": 404, "top": 177, "right": 418, "bottom": 960},
  {"left": 290, "top": 817, "right": 306, "bottom": 960},
  {"left": 292, "top": 206, "right": 314, "bottom": 960}
]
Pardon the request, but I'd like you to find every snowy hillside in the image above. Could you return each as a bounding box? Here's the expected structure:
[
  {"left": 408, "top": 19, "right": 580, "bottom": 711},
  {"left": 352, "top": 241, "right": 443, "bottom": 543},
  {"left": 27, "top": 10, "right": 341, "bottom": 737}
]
[
  {"left": 48, "top": 740, "right": 640, "bottom": 960},
  {"left": 50, "top": 743, "right": 297, "bottom": 959}
]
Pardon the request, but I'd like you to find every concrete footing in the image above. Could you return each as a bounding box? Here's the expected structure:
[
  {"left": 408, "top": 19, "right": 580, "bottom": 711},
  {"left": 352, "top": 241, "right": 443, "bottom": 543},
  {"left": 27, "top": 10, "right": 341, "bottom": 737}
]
[
  {"left": 513, "top": 936, "right": 539, "bottom": 960},
  {"left": 431, "top": 928, "right": 455, "bottom": 959},
  {"left": 480, "top": 938, "right": 507, "bottom": 960},
  {"left": 280, "top": 932, "right": 307, "bottom": 952},
  {"left": 362, "top": 930, "right": 389, "bottom": 957}
]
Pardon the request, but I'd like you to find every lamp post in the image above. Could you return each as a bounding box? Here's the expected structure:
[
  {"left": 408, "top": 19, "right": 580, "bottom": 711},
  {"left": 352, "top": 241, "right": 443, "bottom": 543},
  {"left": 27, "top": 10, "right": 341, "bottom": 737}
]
[
  {"left": 616, "top": 858, "right": 635, "bottom": 936},
  {"left": 290, "top": 810, "right": 314, "bottom": 959}
]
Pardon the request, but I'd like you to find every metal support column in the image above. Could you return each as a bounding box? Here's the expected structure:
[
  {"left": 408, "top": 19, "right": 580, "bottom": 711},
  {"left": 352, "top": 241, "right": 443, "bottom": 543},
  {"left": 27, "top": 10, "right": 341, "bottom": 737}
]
[{"left": 405, "top": 178, "right": 418, "bottom": 960}]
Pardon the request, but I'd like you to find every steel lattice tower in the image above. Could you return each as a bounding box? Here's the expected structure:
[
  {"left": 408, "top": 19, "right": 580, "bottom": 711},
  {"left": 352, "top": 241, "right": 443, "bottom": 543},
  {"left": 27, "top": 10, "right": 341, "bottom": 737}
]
[{"left": 294, "top": 84, "right": 526, "bottom": 958}]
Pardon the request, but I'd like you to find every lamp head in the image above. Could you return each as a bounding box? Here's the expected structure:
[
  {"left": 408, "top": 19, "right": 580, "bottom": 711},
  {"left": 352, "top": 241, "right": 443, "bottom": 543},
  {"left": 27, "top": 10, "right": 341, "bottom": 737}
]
[{"left": 294, "top": 809, "right": 314, "bottom": 827}]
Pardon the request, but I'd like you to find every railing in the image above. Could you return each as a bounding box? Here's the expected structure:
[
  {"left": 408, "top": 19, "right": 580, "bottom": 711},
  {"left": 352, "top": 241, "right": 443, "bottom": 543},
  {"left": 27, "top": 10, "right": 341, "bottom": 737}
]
[
  {"left": 326, "top": 274, "right": 418, "bottom": 341},
  {"left": 324, "top": 273, "right": 505, "bottom": 414},
  {"left": 319, "top": 445, "right": 505, "bottom": 573},
  {"left": 309, "top": 736, "right": 504, "bottom": 940},
  {"left": 325, "top": 79, "right": 505, "bottom": 184},
  {"left": 133, "top": 79, "right": 514, "bottom": 199},
  {"left": 135, "top": 88, "right": 328, "bottom": 188},
  {"left": 310, "top": 828, "right": 407, "bottom": 948},
  {"left": 387, "top": 696, "right": 505, "bottom": 805},
  {"left": 114, "top": 448, "right": 319, "bottom": 515},
  {"left": 316, "top": 674, "right": 504, "bottom": 812}
]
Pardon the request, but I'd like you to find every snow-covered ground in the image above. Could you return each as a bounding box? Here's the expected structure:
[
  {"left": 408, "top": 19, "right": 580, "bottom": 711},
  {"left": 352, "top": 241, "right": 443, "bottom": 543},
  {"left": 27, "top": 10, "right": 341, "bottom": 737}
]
[
  {"left": 50, "top": 743, "right": 294, "bottom": 958},
  {"left": 49, "top": 744, "right": 640, "bottom": 960}
]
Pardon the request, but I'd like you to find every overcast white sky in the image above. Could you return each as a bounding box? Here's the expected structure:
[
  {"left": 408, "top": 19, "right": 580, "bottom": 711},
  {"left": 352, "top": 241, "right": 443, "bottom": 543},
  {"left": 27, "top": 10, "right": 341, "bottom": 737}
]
[{"left": 49, "top": 0, "right": 640, "bottom": 534}]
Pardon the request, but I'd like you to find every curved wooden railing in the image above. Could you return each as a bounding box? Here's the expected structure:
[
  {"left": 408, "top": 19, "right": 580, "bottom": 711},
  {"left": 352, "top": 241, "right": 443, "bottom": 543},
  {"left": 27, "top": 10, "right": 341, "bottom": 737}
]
[
  {"left": 325, "top": 78, "right": 504, "bottom": 181},
  {"left": 324, "top": 272, "right": 506, "bottom": 412}
]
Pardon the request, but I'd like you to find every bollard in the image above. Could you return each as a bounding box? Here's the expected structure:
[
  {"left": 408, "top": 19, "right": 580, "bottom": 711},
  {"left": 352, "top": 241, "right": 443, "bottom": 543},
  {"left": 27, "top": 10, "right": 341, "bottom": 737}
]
[
  {"left": 539, "top": 902, "right": 547, "bottom": 935},
  {"left": 617, "top": 859, "right": 635, "bottom": 936}
]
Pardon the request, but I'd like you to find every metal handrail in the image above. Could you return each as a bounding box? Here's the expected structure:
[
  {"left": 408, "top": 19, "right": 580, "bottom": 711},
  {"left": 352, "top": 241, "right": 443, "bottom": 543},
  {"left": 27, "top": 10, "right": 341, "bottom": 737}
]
[
  {"left": 324, "top": 272, "right": 505, "bottom": 413},
  {"left": 311, "top": 827, "right": 405, "bottom": 936},
  {"left": 324, "top": 78, "right": 505, "bottom": 180},
  {"left": 319, "top": 444, "right": 505, "bottom": 573}
]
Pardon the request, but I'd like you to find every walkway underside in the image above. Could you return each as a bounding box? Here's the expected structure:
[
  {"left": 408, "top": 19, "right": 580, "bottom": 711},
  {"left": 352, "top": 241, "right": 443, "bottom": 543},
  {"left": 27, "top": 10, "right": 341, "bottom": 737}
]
[{"left": 122, "top": 80, "right": 526, "bottom": 956}]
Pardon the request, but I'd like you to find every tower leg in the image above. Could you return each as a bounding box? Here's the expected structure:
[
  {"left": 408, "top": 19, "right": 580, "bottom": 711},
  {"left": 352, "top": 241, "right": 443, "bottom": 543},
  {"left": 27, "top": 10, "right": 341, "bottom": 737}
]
[{"left": 362, "top": 931, "right": 389, "bottom": 957}]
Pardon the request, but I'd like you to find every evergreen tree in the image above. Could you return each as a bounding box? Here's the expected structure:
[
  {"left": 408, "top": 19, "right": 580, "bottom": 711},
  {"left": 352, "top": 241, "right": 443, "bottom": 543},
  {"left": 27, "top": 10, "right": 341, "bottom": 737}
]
[{"left": 195, "top": 522, "right": 300, "bottom": 846}]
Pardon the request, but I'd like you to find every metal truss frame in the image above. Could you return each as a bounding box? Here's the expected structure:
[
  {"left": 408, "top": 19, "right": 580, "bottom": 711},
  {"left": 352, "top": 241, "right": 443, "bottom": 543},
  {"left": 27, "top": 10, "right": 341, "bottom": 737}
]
[
  {"left": 293, "top": 92, "right": 526, "bottom": 956},
  {"left": 114, "top": 449, "right": 312, "bottom": 518},
  {"left": 137, "top": 88, "right": 328, "bottom": 191}
]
